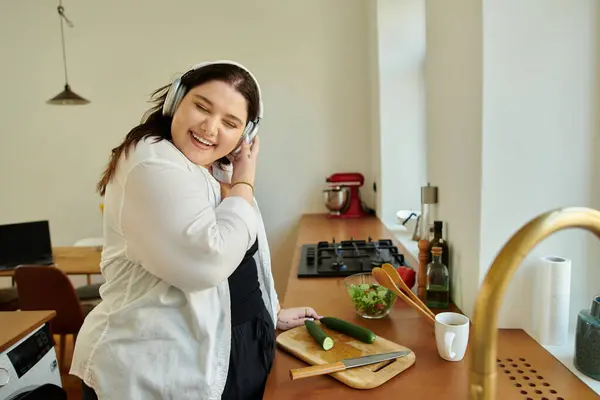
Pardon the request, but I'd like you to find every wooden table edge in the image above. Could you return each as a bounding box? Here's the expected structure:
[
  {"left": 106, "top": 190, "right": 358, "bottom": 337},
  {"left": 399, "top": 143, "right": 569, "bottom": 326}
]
[{"left": 0, "top": 310, "right": 57, "bottom": 353}]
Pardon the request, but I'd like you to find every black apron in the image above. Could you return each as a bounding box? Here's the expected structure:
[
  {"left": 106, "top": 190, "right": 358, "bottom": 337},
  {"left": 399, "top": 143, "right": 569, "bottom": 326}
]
[{"left": 222, "top": 238, "right": 276, "bottom": 399}]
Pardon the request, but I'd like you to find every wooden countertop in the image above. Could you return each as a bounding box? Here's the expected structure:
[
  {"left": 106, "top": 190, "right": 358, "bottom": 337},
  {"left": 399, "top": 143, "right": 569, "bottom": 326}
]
[
  {"left": 263, "top": 214, "right": 597, "bottom": 399},
  {"left": 0, "top": 310, "right": 56, "bottom": 353}
]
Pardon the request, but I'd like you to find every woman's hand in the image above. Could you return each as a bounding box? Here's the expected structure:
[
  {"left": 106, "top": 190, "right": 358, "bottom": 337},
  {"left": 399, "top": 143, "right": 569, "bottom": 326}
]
[
  {"left": 227, "top": 136, "right": 259, "bottom": 205},
  {"left": 231, "top": 135, "right": 259, "bottom": 187},
  {"left": 276, "top": 307, "right": 322, "bottom": 331}
]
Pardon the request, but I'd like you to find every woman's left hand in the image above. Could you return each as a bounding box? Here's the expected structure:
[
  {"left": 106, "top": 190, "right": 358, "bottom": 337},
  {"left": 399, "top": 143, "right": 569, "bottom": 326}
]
[{"left": 276, "top": 307, "right": 322, "bottom": 331}]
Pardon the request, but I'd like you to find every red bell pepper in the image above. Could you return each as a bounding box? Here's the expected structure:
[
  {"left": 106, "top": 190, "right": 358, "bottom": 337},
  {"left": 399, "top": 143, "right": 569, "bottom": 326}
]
[{"left": 396, "top": 266, "right": 416, "bottom": 290}]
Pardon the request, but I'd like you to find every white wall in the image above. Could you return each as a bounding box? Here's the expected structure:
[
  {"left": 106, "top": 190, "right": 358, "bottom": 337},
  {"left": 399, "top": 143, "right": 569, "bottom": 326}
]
[
  {"left": 481, "top": 0, "right": 598, "bottom": 330},
  {"left": 589, "top": 0, "right": 600, "bottom": 314},
  {"left": 0, "top": 0, "right": 373, "bottom": 293},
  {"left": 425, "top": 0, "right": 599, "bottom": 326},
  {"left": 425, "top": 0, "right": 483, "bottom": 317},
  {"left": 373, "top": 0, "right": 427, "bottom": 225}
]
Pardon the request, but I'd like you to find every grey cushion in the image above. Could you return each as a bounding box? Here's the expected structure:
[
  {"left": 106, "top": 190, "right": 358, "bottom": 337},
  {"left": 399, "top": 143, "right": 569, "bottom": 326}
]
[
  {"left": 75, "top": 283, "right": 102, "bottom": 300},
  {"left": 0, "top": 287, "right": 19, "bottom": 311},
  {"left": 80, "top": 298, "right": 102, "bottom": 316},
  {"left": 0, "top": 287, "right": 18, "bottom": 303}
]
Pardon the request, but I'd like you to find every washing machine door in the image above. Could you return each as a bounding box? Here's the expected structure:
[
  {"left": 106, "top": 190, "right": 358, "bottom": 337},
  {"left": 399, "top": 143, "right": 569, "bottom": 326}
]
[{"left": 6, "top": 384, "right": 66, "bottom": 400}]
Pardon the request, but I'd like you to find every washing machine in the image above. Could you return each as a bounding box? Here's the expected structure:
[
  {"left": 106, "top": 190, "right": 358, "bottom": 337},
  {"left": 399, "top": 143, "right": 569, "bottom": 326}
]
[{"left": 0, "top": 322, "right": 65, "bottom": 400}]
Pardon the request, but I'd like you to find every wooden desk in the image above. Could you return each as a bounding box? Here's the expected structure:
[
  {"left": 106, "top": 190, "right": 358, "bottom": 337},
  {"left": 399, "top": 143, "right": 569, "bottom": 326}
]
[
  {"left": 0, "top": 310, "right": 56, "bottom": 353},
  {"left": 0, "top": 246, "right": 101, "bottom": 278},
  {"left": 263, "top": 214, "right": 597, "bottom": 399}
]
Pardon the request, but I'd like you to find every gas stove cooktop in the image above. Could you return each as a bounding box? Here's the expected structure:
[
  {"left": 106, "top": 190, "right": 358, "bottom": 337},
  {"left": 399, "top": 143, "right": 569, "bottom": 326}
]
[{"left": 297, "top": 237, "right": 408, "bottom": 278}]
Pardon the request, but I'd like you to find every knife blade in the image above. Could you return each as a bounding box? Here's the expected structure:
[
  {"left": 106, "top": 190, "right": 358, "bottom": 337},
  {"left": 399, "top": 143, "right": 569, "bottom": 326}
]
[{"left": 289, "top": 350, "right": 412, "bottom": 380}]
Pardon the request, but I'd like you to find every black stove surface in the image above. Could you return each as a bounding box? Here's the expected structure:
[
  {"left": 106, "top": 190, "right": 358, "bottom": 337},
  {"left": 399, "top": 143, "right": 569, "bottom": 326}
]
[{"left": 297, "top": 237, "right": 408, "bottom": 278}]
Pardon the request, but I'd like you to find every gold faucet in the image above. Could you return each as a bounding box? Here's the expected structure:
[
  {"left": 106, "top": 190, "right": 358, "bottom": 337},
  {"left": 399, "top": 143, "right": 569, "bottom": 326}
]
[{"left": 469, "top": 207, "right": 600, "bottom": 400}]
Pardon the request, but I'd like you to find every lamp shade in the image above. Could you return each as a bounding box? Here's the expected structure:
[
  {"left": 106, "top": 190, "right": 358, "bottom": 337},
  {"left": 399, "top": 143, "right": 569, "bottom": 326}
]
[{"left": 47, "top": 84, "right": 90, "bottom": 105}]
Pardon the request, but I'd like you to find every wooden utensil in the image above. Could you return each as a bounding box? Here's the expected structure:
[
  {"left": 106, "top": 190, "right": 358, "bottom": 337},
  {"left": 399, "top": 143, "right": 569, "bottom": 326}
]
[
  {"left": 372, "top": 267, "right": 435, "bottom": 325},
  {"left": 289, "top": 350, "right": 412, "bottom": 380},
  {"left": 381, "top": 263, "right": 435, "bottom": 319}
]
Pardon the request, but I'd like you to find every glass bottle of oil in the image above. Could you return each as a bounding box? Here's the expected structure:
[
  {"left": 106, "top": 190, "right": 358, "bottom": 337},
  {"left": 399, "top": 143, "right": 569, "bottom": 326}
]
[
  {"left": 426, "top": 246, "right": 449, "bottom": 309},
  {"left": 428, "top": 221, "right": 449, "bottom": 268}
]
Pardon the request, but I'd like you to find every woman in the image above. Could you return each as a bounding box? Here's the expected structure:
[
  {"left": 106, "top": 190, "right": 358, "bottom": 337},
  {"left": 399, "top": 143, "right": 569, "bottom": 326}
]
[{"left": 70, "top": 60, "right": 321, "bottom": 400}]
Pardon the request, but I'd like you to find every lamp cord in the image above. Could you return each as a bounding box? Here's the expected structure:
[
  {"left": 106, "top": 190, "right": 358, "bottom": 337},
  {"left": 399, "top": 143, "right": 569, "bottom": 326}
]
[{"left": 56, "top": 0, "right": 74, "bottom": 86}]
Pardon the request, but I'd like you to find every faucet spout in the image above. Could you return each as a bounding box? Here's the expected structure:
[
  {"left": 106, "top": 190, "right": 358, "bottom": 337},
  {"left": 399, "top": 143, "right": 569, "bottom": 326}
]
[{"left": 469, "top": 207, "right": 600, "bottom": 400}]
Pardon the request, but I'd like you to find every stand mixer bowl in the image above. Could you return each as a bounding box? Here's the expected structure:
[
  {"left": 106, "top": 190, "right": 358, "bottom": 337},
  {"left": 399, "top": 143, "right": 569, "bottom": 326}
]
[{"left": 323, "top": 186, "right": 349, "bottom": 215}]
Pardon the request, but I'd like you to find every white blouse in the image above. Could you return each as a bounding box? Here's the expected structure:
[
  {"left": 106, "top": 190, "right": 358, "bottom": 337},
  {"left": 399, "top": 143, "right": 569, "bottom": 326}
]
[{"left": 69, "top": 138, "right": 279, "bottom": 400}]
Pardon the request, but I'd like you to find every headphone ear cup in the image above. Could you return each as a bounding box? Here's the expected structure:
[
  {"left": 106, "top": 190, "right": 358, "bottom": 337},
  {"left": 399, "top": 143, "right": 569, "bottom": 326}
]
[
  {"left": 162, "top": 78, "right": 186, "bottom": 116},
  {"left": 229, "top": 121, "right": 256, "bottom": 159},
  {"left": 243, "top": 121, "right": 255, "bottom": 138}
]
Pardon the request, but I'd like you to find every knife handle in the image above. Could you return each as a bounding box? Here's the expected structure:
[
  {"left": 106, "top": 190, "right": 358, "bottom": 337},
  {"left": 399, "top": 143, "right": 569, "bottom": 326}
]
[{"left": 289, "top": 362, "right": 346, "bottom": 380}]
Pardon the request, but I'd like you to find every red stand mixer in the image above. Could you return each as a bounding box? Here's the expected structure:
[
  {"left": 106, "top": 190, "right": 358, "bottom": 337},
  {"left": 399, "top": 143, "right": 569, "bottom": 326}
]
[{"left": 323, "top": 172, "right": 368, "bottom": 218}]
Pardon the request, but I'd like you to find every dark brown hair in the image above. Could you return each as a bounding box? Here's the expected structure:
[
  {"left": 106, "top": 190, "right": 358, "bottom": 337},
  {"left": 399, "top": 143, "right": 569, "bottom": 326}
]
[{"left": 96, "top": 63, "right": 261, "bottom": 196}]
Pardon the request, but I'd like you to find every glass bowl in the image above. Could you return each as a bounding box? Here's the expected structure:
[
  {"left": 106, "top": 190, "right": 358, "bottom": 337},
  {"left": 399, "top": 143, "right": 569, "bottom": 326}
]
[{"left": 344, "top": 272, "right": 397, "bottom": 319}]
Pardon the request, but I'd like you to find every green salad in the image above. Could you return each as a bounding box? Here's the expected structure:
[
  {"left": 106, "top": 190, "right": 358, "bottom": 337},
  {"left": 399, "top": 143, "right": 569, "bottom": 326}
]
[{"left": 347, "top": 283, "right": 396, "bottom": 317}]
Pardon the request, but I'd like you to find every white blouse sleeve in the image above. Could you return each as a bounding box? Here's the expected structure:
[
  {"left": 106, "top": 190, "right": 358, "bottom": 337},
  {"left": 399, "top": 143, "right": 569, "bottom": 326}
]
[{"left": 120, "top": 159, "right": 258, "bottom": 292}]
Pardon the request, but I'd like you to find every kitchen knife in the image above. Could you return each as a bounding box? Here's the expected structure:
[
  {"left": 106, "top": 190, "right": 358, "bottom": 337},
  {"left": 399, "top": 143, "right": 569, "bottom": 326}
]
[{"left": 289, "top": 350, "right": 412, "bottom": 380}]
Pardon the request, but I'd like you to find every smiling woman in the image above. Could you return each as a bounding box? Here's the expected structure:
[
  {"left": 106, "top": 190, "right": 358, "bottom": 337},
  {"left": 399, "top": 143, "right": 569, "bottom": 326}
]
[
  {"left": 71, "top": 61, "right": 322, "bottom": 400},
  {"left": 171, "top": 81, "right": 249, "bottom": 167},
  {"left": 96, "top": 61, "right": 261, "bottom": 196}
]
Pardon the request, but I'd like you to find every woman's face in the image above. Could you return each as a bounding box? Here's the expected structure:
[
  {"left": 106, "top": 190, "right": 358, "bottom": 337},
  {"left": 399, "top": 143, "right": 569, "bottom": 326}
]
[{"left": 171, "top": 80, "right": 248, "bottom": 166}]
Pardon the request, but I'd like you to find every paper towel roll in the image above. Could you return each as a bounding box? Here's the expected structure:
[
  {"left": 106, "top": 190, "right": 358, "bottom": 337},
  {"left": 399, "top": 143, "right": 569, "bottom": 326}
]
[{"left": 535, "top": 256, "right": 571, "bottom": 346}]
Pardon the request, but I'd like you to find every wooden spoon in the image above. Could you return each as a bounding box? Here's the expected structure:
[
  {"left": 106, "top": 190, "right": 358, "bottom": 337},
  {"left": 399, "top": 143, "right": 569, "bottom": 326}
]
[
  {"left": 381, "top": 263, "right": 435, "bottom": 319},
  {"left": 372, "top": 267, "right": 435, "bottom": 325}
]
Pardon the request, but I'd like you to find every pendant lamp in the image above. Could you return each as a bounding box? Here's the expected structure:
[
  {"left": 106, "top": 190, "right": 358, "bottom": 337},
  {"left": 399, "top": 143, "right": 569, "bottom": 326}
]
[{"left": 47, "top": 0, "right": 89, "bottom": 105}]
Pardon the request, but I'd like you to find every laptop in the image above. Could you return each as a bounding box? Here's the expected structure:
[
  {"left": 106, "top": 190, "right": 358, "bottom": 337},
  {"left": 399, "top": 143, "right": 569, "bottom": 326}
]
[{"left": 0, "top": 220, "right": 54, "bottom": 271}]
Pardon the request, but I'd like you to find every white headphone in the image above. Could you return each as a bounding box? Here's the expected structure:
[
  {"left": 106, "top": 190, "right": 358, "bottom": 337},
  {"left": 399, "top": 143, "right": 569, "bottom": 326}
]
[{"left": 162, "top": 60, "right": 264, "bottom": 148}]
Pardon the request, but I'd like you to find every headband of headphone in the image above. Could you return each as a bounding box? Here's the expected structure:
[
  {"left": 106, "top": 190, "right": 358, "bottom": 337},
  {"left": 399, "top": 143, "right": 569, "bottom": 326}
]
[{"left": 162, "top": 60, "right": 263, "bottom": 142}]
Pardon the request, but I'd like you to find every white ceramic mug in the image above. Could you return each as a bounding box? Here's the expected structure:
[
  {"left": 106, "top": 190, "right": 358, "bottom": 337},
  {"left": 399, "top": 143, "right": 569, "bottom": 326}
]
[{"left": 435, "top": 312, "right": 470, "bottom": 362}]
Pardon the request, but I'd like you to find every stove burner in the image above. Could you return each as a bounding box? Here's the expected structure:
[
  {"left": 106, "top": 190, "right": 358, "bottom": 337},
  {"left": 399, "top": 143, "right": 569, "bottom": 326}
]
[
  {"left": 297, "top": 237, "right": 408, "bottom": 278},
  {"left": 370, "top": 238, "right": 389, "bottom": 266},
  {"left": 332, "top": 246, "right": 348, "bottom": 271},
  {"left": 371, "top": 257, "right": 384, "bottom": 267},
  {"left": 331, "top": 260, "right": 348, "bottom": 271}
]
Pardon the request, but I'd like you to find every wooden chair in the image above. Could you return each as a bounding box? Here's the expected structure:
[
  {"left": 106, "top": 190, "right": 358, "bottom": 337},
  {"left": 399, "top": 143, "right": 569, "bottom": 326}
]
[{"left": 14, "top": 265, "right": 92, "bottom": 373}]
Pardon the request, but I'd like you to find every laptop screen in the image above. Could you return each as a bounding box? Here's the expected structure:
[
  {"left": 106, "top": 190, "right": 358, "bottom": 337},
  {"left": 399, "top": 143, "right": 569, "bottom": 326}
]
[{"left": 0, "top": 220, "right": 54, "bottom": 269}]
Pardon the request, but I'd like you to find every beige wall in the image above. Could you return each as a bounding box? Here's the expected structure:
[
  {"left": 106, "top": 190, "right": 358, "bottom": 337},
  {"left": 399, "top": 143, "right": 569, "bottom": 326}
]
[{"left": 0, "top": 0, "right": 374, "bottom": 294}]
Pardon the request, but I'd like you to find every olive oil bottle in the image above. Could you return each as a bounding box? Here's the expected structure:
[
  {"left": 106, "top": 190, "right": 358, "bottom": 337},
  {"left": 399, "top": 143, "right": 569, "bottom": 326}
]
[
  {"left": 426, "top": 246, "right": 449, "bottom": 309},
  {"left": 428, "top": 221, "right": 449, "bottom": 268}
]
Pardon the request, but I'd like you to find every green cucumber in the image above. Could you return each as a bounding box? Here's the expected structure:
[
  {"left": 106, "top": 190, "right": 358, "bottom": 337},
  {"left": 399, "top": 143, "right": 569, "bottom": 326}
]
[
  {"left": 305, "top": 320, "right": 334, "bottom": 350},
  {"left": 319, "top": 317, "right": 376, "bottom": 344}
]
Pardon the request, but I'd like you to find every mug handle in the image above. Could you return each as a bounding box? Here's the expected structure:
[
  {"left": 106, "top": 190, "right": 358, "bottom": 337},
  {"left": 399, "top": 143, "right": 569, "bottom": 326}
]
[{"left": 443, "top": 331, "right": 456, "bottom": 359}]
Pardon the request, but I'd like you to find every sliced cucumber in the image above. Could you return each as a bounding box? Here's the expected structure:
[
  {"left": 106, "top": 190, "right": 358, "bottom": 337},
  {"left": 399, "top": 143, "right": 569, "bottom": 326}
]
[
  {"left": 305, "top": 320, "right": 334, "bottom": 350},
  {"left": 319, "top": 317, "right": 376, "bottom": 344}
]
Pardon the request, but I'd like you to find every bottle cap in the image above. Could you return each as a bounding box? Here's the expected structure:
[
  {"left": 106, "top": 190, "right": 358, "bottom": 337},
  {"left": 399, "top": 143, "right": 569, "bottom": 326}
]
[
  {"left": 434, "top": 221, "right": 443, "bottom": 232},
  {"left": 421, "top": 183, "right": 438, "bottom": 205},
  {"left": 431, "top": 246, "right": 443, "bottom": 256}
]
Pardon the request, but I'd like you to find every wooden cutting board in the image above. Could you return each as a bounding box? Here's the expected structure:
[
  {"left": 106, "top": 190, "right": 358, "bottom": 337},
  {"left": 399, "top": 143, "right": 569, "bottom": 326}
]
[{"left": 276, "top": 320, "right": 416, "bottom": 389}]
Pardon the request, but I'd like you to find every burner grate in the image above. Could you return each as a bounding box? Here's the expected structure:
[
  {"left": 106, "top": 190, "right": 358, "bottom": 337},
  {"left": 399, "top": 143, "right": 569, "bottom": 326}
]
[{"left": 297, "top": 237, "right": 409, "bottom": 278}]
